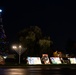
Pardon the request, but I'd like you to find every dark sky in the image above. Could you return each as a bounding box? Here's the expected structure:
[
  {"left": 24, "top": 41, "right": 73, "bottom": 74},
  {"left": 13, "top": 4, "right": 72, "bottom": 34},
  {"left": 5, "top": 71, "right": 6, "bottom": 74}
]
[{"left": 0, "top": 0, "right": 76, "bottom": 50}]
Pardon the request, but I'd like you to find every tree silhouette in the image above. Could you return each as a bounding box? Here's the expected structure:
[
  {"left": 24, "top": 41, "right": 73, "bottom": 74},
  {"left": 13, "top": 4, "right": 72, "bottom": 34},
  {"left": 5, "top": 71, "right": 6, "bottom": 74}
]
[
  {"left": 66, "top": 39, "right": 76, "bottom": 56},
  {"left": 0, "top": 10, "right": 8, "bottom": 54},
  {"left": 18, "top": 26, "right": 53, "bottom": 57}
]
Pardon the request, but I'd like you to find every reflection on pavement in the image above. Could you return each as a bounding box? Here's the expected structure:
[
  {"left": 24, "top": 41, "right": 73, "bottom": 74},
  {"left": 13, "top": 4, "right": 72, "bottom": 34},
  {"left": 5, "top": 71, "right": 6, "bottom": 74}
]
[
  {"left": 4, "top": 69, "right": 27, "bottom": 75},
  {"left": 0, "top": 67, "right": 76, "bottom": 75}
]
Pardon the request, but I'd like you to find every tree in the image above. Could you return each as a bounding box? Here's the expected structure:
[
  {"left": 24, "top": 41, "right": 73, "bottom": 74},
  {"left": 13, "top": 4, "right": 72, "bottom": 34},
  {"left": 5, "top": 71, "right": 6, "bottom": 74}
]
[
  {"left": 0, "top": 11, "right": 8, "bottom": 54},
  {"left": 18, "top": 26, "right": 42, "bottom": 56},
  {"left": 39, "top": 37, "right": 53, "bottom": 56},
  {"left": 65, "top": 39, "right": 76, "bottom": 56},
  {"left": 18, "top": 26, "right": 53, "bottom": 57}
]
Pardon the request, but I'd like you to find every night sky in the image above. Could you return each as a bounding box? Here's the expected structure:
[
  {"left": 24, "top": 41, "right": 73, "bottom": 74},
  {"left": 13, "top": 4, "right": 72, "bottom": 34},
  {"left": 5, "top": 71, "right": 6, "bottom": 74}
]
[{"left": 0, "top": 1, "right": 76, "bottom": 50}]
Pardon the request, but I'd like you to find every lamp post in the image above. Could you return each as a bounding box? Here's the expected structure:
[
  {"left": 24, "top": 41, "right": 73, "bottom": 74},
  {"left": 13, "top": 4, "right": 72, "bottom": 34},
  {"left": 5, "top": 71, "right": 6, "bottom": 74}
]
[{"left": 12, "top": 45, "right": 22, "bottom": 64}]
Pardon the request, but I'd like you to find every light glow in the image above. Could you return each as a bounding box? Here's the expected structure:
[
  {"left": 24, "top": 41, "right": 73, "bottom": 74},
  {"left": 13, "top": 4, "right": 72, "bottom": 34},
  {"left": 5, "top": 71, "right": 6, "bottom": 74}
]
[
  {"left": 19, "top": 45, "right": 22, "bottom": 48},
  {"left": 0, "top": 9, "right": 2, "bottom": 12},
  {"left": 3, "top": 56, "right": 7, "bottom": 59},
  {"left": 12, "top": 46, "right": 17, "bottom": 49}
]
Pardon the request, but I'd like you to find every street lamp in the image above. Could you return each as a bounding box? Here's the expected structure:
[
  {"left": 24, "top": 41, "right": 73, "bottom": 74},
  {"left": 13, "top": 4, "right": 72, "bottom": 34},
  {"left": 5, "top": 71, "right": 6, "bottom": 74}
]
[{"left": 12, "top": 45, "right": 22, "bottom": 64}]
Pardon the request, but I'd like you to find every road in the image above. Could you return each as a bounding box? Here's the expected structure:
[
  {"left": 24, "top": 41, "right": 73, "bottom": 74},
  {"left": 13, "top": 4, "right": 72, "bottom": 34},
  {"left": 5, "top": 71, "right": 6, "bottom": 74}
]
[{"left": 0, "top": 65, "right": 76, "bottom": 75}]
